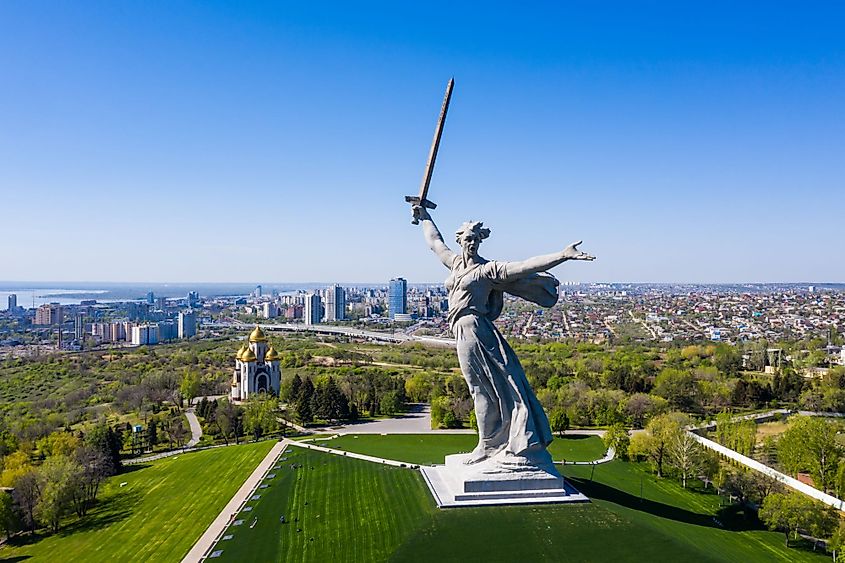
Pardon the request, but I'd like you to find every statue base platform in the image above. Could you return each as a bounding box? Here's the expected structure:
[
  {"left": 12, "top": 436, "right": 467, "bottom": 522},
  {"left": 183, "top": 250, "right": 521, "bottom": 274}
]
[{"left": 420, "top": 452, "right": 589, "bottom": 508}]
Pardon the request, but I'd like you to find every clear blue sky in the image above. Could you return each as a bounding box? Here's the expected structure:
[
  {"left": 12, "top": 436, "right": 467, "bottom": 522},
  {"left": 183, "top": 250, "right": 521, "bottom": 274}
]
[{"left": 1, "top": 2, "right": 843, "bottom": 284}]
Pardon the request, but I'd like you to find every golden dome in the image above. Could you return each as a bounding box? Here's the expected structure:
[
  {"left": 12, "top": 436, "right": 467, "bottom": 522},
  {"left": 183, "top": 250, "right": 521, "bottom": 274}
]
[
  {"left": 265, "top": 347, "right": 280, "bottom": 361},
  {"left": 249, "top": 326, "right": 268, "bottom": 342},
  {"left": 235, "top": 344, "right": 247, "bottom": 360},
  {"left": 241, "top": 346, "right": 257, "bottom": 362}
]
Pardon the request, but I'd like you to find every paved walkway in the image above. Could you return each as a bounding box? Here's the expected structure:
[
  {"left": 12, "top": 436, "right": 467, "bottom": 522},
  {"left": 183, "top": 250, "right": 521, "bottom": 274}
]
[
  {"left": 182, "top": 440, "right": 288, "bottom": 563},
  {"left": 124, "top": 409, "right": 207, "bottom": 465},
  {"left": 561, "top": 447, "right": 615, "bottom": 465},
  {"left": 314, "top": 404, "right": 474, "bottom": 435},
  {"left": 286, "top": 439, "right": 409, "bottom": 467},
  {"left": 123, "top": 443, "right": 229, "bottom": 466},
  {"left": 185, "top": 408, "right": 202, "bottom": 448}
]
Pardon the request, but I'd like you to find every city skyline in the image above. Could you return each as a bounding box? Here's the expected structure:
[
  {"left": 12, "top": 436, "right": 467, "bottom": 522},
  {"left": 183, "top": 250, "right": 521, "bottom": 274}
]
[{"left": 2, "top": 3, "right": 844, "bottom": 283}]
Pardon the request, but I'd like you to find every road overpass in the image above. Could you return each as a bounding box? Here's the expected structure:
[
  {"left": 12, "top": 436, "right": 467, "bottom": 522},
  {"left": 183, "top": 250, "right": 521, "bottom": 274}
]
[{"left": 208, "top": 321, "right": 455, "bottom": 348}]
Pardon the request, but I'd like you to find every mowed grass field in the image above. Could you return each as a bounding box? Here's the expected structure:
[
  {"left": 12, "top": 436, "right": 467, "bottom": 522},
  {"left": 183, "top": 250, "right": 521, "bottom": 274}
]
[
  {"left": 323, "top": 433, "right": 607, "bottom": 465},
  {"left": 0, "top": 441, "right": 275, "bottom": 562},
  {"left": 211, "top": 440, "right": 827, "bottom": 563},
  {"left": 214, "top": 447, "right": 432, "bottom": 562}
]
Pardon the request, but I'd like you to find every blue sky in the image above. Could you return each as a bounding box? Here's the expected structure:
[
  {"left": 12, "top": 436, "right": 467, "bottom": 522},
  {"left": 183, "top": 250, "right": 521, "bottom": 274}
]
[{"left": 1, "top": 2, "right": 843, "bottom": 283}]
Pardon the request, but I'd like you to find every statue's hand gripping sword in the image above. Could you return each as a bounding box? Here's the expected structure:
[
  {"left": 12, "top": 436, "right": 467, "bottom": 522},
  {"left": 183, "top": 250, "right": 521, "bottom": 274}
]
[{"left": 406, "top": 77, "right": 454, "bottom": 224}]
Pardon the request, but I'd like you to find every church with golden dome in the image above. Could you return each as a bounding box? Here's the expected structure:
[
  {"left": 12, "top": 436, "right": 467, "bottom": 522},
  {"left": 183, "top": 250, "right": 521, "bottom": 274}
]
[{"left": 231, "top": 326, "right": 282, "bottom": 401}]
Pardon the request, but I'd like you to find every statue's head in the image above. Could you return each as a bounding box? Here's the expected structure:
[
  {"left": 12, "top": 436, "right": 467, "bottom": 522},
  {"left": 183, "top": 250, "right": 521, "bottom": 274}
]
[{"left": 455, "top": 221, "right": 490, "bottom": 257}]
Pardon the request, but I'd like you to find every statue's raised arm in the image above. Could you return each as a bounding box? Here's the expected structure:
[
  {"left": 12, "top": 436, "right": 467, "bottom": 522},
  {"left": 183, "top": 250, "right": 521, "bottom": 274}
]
[
  {"left": 504, "top": 241, "right": 596, "bottom": 279},
  {"left": 413, "top": 205, "right": 456, "bottom": 269}
]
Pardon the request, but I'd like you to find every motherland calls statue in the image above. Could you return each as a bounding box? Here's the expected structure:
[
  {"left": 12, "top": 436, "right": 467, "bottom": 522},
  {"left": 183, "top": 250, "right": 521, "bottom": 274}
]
[
  {"left": 412, "top": 205, "right": 595, "bottom": 475},
  {"left": 406, "top": 80, "right": 595, "bottom": 494}
]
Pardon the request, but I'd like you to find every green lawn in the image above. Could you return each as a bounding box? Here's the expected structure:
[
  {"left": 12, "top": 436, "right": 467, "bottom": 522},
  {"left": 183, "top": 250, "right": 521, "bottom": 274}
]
[
  {"left": 322, "top": 434, "right": 607, "bottom": 465},
  {"left": 0, "top": 441, "right": 276, "bottom": 562},
  {"left": 214, "top": 447, "right": 432, "bottom": 562},
  {"left": 2, "top": 435, "right": 830, "bottom": 562},
  {"left": 210, "top": 444, "right": 828, "bottom": 563}
]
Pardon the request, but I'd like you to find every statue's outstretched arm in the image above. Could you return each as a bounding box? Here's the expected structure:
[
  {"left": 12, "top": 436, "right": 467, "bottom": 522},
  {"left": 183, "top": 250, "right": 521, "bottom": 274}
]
[
  {"left": 506, "top": 241, "right": 595, "bottom": 278},
  {"left": 413, "top": 206, "right": 456, "bottom": 268}
]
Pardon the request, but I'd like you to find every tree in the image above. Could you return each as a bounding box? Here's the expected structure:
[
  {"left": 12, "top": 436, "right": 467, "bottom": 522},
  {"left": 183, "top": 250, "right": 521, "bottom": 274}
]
[
  {"left": 0, "top": 490, "right": 18, "bottom": 539},
  {"left": 146, "top": 419, "right": 158, "bottom": 448},
  {"left": 11, "top": 470, "right": 39, "bottom": 532},
  {"left": 169, "top": 416, "right": 188, "bottom": 448},
  {"left": 698, "top": 450, "right": 721, "bottom": 490},
  {"left": 288, "top": 374, "right": 303, "bottom": 405},
  {"left": 36, "top": 455, "right": 81, "bottom": 533},
  {"left": 777, "top": 416, "right": 842, "bottom": 491},
  {"left": 829, "top": 521, "right": 845, "bottom": 562},
  {"left": 653, "top": 369, "right": 698, "bottom": 411},
  {"left": 602, "top": 424, "right": 629, "bottom": 460},
  {"left": 36, "top": 431, "right": 80, "bottom": 458},
  {"left": 549, "top": 409, "right": 570, "bottom": 438},
  {"left": 441, "top": 410, "right": 461, "bottom": 429},
  {"left": 759, "top": 493, "right": 795, "bottom": 546},
  {"left": 0, "top": 450, "right": 34, "bottom": 488},
  {"left": 197, "top": 397, "right": 210, "bottom": 419},
  {"left": 634, "top": 412, "right": 687, "bottom": 477},
  {"left": 713, "top": 345, "right": 742, "bottom": 376},
  {"left": 215, "top": 400, "right": 244, "bottom": 445},
  {"left": 667, "top": 431, "right": 703, "bottom": 488},
  {"left": 71, "top": 446, "right": 110, "bottom": 517},
  {"left": 180, "top": 370, "right": 201, "bottom": 406},
  {"left": 379, "top": 390, "right": 403, "bottom": 416},
  {"left": 760, "top": 492, "right": 837, "bottom": 548},
  {"left": 313, "top": 377, "right": 349, "bottom": 422},
  {"left": 296, "top": 379, "right": 315, "bottom": 423},
  {"left": 430, "top": 396, "right": 451, "bottom": 429},
  {"left": 731, "top": 379, "right": 749, "bottom": 406},
  {"left": 244, "top": 395, "right": 281, "bottom": 441},
  {"left": 405, "top": 372, "right": 434, "bottom": 403},
  {"left": 777, "top": 424, "right": 806, "bottom": 477},
  {"left": 624, "top": 393, "right": 666, "bottom": 429},
  {"left": 802, "top": 418, "right": 842, "bottom": 492},
  {"left": 159, "top": 416, "right": 174, "bottom": 450},
  {"left": 84, "top": 423, "right": 122, "bottom": 476}
]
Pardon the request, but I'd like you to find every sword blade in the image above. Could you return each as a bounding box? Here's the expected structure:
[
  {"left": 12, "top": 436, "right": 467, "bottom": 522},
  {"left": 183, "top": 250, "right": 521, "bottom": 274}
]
[{"left": 417, "top": 77, "right": 454, "bottom": 202}]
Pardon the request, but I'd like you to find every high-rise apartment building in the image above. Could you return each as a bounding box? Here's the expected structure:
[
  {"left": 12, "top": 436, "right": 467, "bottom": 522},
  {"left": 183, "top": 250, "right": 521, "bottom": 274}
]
[
  {"left": 74, "top": 315, "right": 85, "bottom": 340},
  {"left": 304, "top": 293, "right": 322, "bottom": 325},
  {"left": 35, "top": 303, "right": 63, "bottom": 325},
  {"left": 178, "top": 311, "right": 197, "bottom": 338},
  {"left": 7, "top": 294, "right": 16, "bottom": 311},
  {"left": 324, "top": 284, "right": 346, "bottom": 321},
  {"left": 158, "top": 320, "right": 178, "bottom": 341},
  {"left": 131, "top": 324, "right": 159, "bottom": 345},
  {"left": 91, "top": 322, "right": 112, "bottom": 342},
  {"left": 262, "top": 302, "right": 278, "bottom": 319},
  {"left": 389, "top": 278, "right": 407, "bottom": 320},
  {"left": 110, "top": 322, "right": 126, "bottom": 342}
]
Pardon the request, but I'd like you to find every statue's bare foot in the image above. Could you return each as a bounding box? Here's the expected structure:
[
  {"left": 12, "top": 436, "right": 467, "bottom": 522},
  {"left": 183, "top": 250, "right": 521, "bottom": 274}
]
[{"left": 463, "top": 446, "right": 488, "bottom": 465}]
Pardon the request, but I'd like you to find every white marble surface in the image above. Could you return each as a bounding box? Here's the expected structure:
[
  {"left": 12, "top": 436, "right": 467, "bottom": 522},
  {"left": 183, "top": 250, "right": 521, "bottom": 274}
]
[{"left": 422, "top": 453, "right": 589, "bottom": 508}]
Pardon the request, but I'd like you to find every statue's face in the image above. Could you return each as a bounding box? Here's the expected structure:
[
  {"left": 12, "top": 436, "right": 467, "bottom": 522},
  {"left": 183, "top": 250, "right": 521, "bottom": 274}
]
[{"left": 460, "top": 232, "right": 481, "bottom": 257}]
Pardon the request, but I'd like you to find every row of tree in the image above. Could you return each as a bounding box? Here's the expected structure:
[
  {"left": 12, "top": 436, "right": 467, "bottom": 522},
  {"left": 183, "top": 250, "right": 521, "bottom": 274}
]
[
  {"left": 196, "top": 396, "right": 284, "bottom": 444},
  {"left": 776, "top": 415, "right": 844, "bottom": 494},
  {"left": 0, "top": 423, "right": 121, "bottom": 537}
]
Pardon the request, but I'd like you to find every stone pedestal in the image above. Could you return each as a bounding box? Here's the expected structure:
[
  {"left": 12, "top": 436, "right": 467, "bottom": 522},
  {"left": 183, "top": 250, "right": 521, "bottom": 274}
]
[{"left": 420, "top": 450, "right": 589, "bottom": 508}]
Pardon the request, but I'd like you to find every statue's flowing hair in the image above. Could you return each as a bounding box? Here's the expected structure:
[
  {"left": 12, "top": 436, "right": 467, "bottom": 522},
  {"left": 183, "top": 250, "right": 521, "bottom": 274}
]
[{"left": 455, "top": 221, "right": 490, "bottom": 244}]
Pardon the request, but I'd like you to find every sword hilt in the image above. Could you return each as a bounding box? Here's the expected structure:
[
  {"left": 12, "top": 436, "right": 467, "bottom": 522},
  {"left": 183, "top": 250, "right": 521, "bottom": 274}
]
[{"left": 405, "top": 196, "right": 437, "bottom": 224}]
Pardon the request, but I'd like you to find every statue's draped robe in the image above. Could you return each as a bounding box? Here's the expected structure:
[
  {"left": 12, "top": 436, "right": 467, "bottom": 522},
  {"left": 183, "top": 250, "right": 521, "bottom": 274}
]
[{"left": 446, "top": 257, "right": 557, "bottom": 457}]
